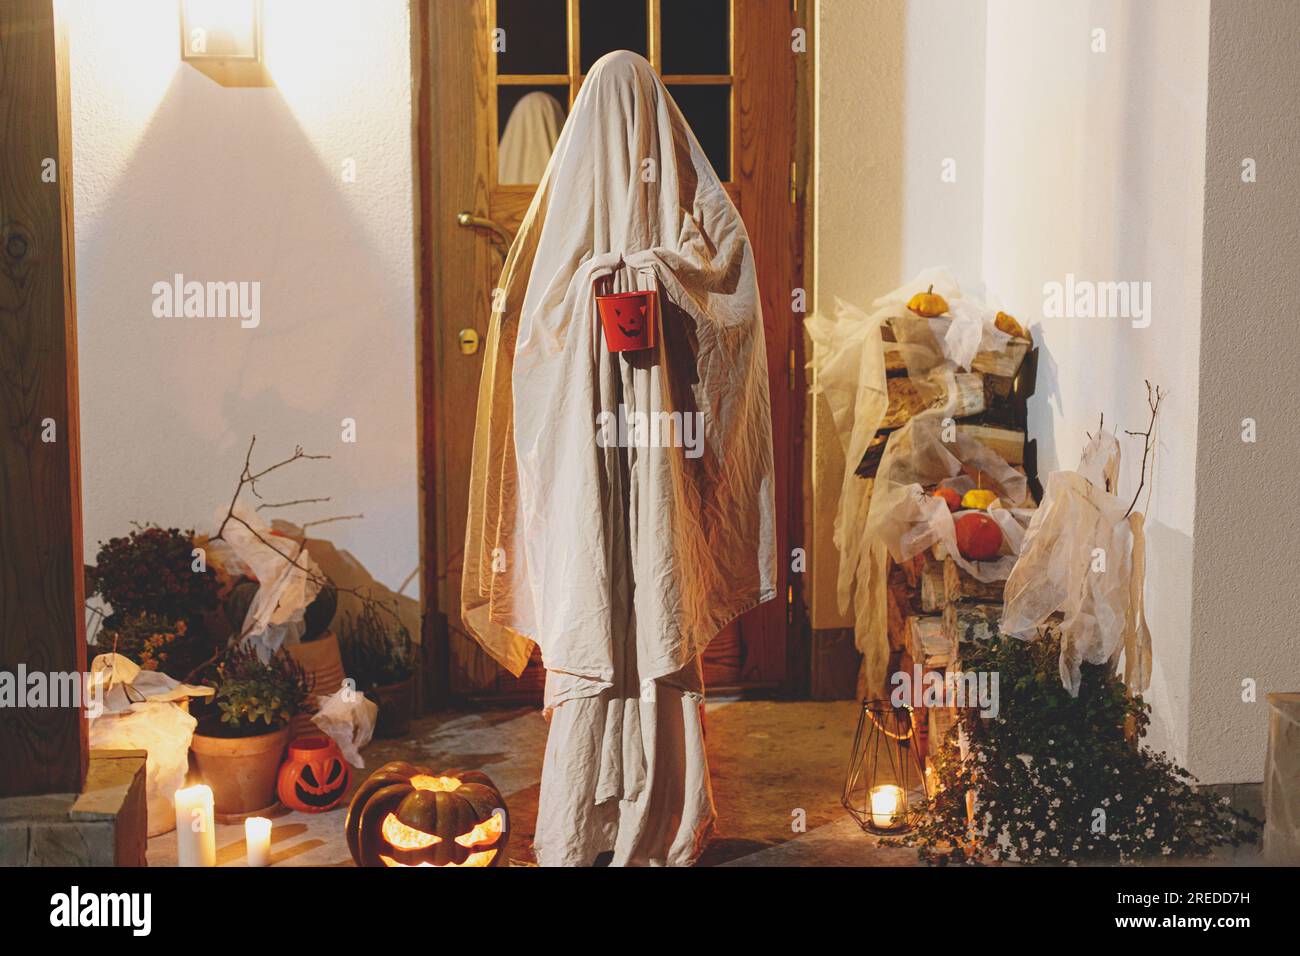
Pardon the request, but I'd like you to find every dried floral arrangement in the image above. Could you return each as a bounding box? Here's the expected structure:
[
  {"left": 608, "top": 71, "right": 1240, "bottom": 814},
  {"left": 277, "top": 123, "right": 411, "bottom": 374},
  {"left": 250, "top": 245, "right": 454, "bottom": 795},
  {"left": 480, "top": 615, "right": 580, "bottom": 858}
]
[
  {"left": 911, "top": 631, "right": 1257, "bottom": 864},
  {"left": 86, "top": 525, "right": 221, "bottom": 678}
]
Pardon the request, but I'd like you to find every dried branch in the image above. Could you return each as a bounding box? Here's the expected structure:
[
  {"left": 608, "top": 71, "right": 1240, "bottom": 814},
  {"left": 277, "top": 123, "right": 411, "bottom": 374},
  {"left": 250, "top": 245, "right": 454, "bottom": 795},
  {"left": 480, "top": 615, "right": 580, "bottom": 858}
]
[
  {"left": 257, "top": 497, "right": 333, "bottom": 511},
  {"left": 1123, "top": 380, "right": 1164, "bottom": 519},
  {"left": 181, "top": 437, "right": 408, "bottom": 684},
  {"left": 212, "top": 436, "right": 331, "bottom": 539}
]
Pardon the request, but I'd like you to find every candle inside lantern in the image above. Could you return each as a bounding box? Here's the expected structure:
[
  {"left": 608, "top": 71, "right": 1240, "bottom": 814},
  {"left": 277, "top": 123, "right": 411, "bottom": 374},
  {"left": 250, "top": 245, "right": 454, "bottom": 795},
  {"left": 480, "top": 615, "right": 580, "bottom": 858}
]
[
  {"left": 175, "top": 784, "right": 216, "bottom": 867},
  {"left": 869, "top": 784, "right": 903, "bottom": 829},
  {"left": 245, "top": 816, "right": 272, "bottom": 867}
]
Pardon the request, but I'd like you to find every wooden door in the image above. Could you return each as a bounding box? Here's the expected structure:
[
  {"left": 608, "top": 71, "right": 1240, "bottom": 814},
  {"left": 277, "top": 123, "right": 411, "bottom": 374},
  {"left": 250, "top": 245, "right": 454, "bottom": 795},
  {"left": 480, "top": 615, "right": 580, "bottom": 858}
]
[
  {"left": 0, "top": 0, "right": 87, "bottom": 794},
  {"left": 415, "top": 0, "right": 805, "bottom": 702}
]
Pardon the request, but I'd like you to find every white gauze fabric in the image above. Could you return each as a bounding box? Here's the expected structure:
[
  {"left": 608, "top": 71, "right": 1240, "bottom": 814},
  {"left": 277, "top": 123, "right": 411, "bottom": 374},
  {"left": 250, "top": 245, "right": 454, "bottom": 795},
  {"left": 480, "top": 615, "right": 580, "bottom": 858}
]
[
  {"left": 462, "top": 51, "right": 776, "bottom": 866},
  {"left": 1001, "top": 431, "right": 1153, "bottom": 696}
]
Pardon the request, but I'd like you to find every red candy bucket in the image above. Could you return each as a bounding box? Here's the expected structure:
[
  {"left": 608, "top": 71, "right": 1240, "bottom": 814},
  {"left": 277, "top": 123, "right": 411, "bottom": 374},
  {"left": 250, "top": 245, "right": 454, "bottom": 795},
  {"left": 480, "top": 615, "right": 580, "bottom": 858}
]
[{"left": 595, "top": 275, "right": 658, "bottom": 352}]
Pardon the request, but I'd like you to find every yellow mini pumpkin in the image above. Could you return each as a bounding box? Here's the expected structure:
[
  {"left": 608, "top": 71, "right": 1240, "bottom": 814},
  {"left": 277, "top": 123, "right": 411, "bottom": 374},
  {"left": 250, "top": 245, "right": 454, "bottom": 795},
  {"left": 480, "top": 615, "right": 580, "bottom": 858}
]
[
  {"left": 961, "top": 488, "right": 999, "bottom": 511},
  {"left": 906, "top": 284, "right": 949, "bottom": 317}
]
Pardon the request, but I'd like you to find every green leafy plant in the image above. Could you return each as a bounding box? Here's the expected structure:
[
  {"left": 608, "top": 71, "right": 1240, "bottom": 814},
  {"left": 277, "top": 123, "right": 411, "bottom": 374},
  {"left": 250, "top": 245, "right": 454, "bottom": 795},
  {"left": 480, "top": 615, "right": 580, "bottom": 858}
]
[
  {"left": 87, "top": 525, "right": 221, "bottom": 626},
  {"left": 912, "top": 632, "right": 1257, "bottom": 865},
  {"left": 206, "top": 643, "right": 310, "bottom": 737},
  {"left": 338, "top": 601, "right": 414, "bottom": 690}
]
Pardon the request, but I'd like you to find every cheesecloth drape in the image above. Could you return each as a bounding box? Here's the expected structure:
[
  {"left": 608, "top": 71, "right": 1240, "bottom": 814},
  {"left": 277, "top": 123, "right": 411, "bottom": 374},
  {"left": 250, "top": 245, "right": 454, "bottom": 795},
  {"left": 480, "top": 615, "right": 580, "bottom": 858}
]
[{"left": 461, "top": 51, "right": 776, "bottom": 866}]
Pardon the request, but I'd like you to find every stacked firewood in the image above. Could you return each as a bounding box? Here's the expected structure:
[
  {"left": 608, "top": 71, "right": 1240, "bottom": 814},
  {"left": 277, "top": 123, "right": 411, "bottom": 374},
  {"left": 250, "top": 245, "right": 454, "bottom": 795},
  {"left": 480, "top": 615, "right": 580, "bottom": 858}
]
[{"left": 856, "top": 313, "right": 1036, "bottom": 765}]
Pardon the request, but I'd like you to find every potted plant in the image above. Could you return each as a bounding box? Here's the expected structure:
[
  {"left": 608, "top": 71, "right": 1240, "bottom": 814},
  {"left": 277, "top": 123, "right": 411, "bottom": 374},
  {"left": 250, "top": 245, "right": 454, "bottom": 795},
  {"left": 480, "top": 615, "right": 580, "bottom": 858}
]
[
  {"left": 225, "top": 577, "right": 342, "bottom": 738},
  {"left": 86, "top": 525, "right": 222, "bottom": 680},
  {"left": 190, "top": 644, "right": 309, "bottom": 818},
  {"left": 340, "top": 601, "right": 416, "bottom": 738},
  {"left": 285, "top": 583, "right": 342, "bottom": 686}
]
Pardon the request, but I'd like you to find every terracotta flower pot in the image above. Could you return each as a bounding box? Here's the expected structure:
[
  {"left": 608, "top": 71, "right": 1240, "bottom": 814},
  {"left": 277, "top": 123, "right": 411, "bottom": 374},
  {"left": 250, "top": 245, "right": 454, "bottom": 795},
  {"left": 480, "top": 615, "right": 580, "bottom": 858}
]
[
  {"left": 286, "top": 631, "right": 345, "bottom": 739},
  {"left": 373, "top": 677, "right": 414, "bottom": 738},
  {"left": 191, "top": 723, "right": 289, "bottom": 819}
]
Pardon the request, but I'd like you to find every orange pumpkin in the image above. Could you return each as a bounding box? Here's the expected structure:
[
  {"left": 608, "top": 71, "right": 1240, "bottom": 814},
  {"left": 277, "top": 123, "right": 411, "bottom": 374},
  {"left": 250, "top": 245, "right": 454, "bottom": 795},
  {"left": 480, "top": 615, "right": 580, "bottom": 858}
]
[
  {"left": 277, "top": 736, "right": 350, "bottom": 813},
  {"left": 932, "top": 487, "right": 962, "bottom": 512},
  {"left": 955, "top": 512, "right": 1003, "bottom": 561},
  {"left": 345, "top": 762, "right": 509, "bottom": 867}
]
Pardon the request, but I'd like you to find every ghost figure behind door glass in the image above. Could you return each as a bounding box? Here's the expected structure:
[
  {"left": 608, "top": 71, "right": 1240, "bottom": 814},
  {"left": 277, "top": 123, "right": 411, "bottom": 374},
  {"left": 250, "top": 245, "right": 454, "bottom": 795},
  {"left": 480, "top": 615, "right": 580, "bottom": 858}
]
[{"left": 498, "top": 90, "right": 566, "bottom": 185}]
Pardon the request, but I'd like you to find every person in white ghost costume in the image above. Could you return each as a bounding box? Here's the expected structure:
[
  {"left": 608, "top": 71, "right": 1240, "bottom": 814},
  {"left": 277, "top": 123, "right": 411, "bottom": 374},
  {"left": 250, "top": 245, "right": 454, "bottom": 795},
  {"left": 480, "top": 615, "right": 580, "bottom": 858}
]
[{"left": 461, "top": 51, "right": 776, "bottom": 866}]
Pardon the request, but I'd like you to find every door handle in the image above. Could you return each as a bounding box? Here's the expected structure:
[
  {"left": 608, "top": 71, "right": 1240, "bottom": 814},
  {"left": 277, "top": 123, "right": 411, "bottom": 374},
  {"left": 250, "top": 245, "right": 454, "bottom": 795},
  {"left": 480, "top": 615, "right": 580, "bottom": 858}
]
[{"left": 456, "top": 211, "right": 513, "bottom": 248}]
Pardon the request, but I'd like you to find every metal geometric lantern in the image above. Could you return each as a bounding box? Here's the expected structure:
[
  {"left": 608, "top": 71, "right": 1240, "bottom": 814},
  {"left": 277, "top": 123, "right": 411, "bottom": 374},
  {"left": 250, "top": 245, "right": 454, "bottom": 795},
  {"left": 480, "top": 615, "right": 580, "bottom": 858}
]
[{"left": 842, "top": 699, "right": 929, "bottom": 834}]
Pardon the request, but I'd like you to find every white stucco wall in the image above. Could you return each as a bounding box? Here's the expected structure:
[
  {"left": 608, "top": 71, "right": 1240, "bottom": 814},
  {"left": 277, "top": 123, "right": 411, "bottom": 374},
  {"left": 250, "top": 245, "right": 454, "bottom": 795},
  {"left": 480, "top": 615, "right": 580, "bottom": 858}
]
[
  {"left": 1189, "top": 0, "right": 1300, "bottom": 783},
  {"left": 980, "top": 0, "right": 1210, "bottom": 767},
  {"left": 813, "top": 0, "right": 1256, "bottom": 775},
  {"left": 66, "top": 0, "right": 419, "bottom": 592}
]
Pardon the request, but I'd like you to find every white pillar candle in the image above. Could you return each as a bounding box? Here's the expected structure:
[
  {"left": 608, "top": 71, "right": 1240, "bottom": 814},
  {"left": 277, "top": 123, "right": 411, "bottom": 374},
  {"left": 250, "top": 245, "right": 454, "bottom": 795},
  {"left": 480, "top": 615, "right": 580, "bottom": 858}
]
[
  {"left": 175, "top": 785, "right": 216, "bottom": 867},
  {"left": 870, "top": 784, "right": 903, "bottom": 829},
  {"left": 245, "top": 816, "right": 272, "bottom": 867}
]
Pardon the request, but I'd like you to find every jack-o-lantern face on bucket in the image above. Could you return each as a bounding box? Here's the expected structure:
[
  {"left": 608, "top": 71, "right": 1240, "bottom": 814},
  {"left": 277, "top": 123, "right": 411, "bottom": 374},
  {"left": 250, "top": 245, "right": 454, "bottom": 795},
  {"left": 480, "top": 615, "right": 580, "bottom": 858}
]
[
  {"left": 595, "top": 287, "right": 657, "bottom": 352},
  {"left": 277, "top": 736, "right": 351, "bottom": 813},
  {"left": 613, "top": 300, "right": 647, "bottom": 337},
  {"left": 345, "top": 762, "right": 509, "bottom": 867}
]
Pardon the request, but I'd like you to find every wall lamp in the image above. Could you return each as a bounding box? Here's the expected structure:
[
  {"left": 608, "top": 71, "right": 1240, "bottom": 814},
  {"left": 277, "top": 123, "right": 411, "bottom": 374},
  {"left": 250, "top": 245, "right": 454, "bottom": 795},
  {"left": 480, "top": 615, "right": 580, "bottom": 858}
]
[{"left": 180, "top": 0, "right": 270, "bottom": 87}]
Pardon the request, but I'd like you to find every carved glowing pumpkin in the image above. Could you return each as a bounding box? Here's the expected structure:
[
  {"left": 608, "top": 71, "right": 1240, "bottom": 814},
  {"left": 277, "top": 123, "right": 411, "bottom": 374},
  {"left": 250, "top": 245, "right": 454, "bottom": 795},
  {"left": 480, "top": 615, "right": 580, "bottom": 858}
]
[
  {"left": 277, "top": 736, "right": 350, "bottom": 813},
  {"left": 345, "top": 762, "right": 509, "bottom": 868}
]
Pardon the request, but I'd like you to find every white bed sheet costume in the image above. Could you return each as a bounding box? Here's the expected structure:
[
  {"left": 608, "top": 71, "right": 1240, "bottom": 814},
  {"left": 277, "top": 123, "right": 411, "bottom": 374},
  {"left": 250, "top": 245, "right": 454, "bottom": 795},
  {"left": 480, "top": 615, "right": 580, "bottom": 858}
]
[{"left": 462, "top": 51, "right": 776, "bottom": 866}]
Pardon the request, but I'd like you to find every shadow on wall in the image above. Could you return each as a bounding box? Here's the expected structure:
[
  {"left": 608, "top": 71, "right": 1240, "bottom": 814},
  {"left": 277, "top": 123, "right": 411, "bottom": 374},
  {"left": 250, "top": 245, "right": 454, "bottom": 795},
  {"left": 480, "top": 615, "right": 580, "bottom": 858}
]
[
  {"left": 75, "top": 63, "right": 419, "bottom": 591},
  {"left": 288, "top": 528, "right": 422, "bottom": 649}
]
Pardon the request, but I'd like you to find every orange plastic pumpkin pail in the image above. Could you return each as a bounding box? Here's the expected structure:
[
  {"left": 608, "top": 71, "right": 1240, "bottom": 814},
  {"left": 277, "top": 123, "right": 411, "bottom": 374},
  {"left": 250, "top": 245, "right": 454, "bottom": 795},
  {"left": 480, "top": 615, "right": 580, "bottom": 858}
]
[
  {"left": 276, "top": 735, "right": 351, "bottom": 813},
  {"left": 595, "top": 278, "right": 657, "bottom": 353}
]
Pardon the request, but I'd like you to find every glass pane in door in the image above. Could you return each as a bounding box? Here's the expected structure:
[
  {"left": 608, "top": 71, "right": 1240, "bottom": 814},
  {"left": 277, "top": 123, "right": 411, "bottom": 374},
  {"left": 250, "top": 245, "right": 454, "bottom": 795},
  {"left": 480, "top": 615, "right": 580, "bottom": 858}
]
[
  {"left": 579, "top": 0, "right": 648, "bottom": 72},
  {"left": 496, "top": 0, "right": 568, "bottom": 75},
  {"left": 667, "top": 84, "right": 730, "bottom": 179},
  {"left": 661, "top": 0, "right": 730, "bottom": 75}
]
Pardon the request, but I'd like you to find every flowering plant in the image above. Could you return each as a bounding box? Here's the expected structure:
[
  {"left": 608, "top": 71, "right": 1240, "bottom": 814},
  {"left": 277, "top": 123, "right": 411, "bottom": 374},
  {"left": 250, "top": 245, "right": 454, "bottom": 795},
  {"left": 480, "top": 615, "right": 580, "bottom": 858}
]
[
  {"left": 86, "top": 525, "right": 221, "bottom": 626},
  {"left": 96, "top": 610, "right": 202, "bottom": 675},
  {"left": 912, "top": 632, "right": 1256, "bottom": 864}
]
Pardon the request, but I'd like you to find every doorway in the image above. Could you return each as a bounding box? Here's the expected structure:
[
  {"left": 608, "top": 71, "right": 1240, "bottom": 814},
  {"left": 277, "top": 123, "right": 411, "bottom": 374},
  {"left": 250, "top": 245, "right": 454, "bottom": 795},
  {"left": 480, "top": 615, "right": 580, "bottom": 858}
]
[{"left": 414, "top": 0, "right": 807, "bottom": 702}]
